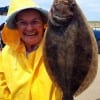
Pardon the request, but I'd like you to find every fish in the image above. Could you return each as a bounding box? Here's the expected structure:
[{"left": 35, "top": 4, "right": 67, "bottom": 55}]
[{"left": 43, "top": 0, "right": 98, "bottom": 100}]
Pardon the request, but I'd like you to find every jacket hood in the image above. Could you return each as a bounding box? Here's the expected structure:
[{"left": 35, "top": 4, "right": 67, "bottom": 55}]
[
  {"left": 6, "top": 0, "right": 48, "bottom": 29},
  {"left": 2, "top": 25, "right": 22, "bottom": 52},
  {"left": 1, "top": 0, "right": 48, "bottom": 52}
]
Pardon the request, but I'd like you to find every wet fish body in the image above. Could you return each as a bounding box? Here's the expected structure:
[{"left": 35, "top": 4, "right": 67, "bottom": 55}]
[{"left": 43, "top": 0, "right": 98, "bottom": 100}]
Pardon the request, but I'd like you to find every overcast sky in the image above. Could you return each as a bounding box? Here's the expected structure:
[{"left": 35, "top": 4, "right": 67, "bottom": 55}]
[{"left": 0, "top": 0, "right": 100, "bottom": 21}]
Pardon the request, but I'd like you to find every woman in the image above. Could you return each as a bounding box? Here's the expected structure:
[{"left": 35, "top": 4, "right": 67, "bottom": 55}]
[{"left": 0, "top": 0, "right": 62, "bottom": 100}]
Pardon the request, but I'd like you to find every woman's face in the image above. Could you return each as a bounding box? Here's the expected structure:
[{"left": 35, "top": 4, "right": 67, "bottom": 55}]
[{"left": 16, "top": 9, "right": 45, "bottom": 48}]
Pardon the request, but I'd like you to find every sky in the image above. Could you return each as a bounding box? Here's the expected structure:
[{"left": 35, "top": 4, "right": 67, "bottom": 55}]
[{"left": 0, "top": 0, "right": 100, "bottom": 24}]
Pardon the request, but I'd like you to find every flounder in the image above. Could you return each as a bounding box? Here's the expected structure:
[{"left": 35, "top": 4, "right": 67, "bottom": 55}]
[{"left": 43, "top": 0, "right": 98, "bottom": 99}]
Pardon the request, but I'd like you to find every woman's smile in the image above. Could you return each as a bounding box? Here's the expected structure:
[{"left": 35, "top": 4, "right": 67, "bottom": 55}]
[{"left": 23, "top": 32, "right": 38, "bottom": 36}]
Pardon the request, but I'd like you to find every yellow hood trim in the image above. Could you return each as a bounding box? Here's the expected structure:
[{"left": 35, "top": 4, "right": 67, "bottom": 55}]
[
  {"left": 7, "top": 0, "right": 38, "bottom": 16},
  {"left": 2, "top": 25, "right": 23, "bottom": 52}
]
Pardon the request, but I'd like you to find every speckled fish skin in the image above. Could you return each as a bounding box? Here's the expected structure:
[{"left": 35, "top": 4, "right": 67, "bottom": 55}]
[{"left": 43, "top": 0, "right": 98, "bottom": 100}]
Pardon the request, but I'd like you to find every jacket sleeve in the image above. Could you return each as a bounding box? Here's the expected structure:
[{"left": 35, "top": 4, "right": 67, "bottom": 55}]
[{"left": 0, "top": 53, "right": 11, "bottom": 100}]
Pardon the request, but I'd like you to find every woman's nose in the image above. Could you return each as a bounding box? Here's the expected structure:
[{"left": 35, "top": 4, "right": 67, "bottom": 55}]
[{"left": 26, "top": 24, "right": 34, "bottom": 31}]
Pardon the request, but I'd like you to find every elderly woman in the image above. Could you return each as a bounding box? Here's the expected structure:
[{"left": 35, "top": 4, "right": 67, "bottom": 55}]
[{"left": 0, "top": 0, "right": 62, "bottom": 100}]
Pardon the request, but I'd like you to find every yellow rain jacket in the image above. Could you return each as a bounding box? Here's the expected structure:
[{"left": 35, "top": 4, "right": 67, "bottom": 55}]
[
  {"left": 0, "top": 24, "right": 62, "bottom": 100},
  {"left": 0, "top": 0, "right": 62, "bottom": 100}
]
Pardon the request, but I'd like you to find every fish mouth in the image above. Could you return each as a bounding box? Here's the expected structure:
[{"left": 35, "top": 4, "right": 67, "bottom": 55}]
[{"left": 53, "top": 15, "right": 72, "bottom": 21}]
